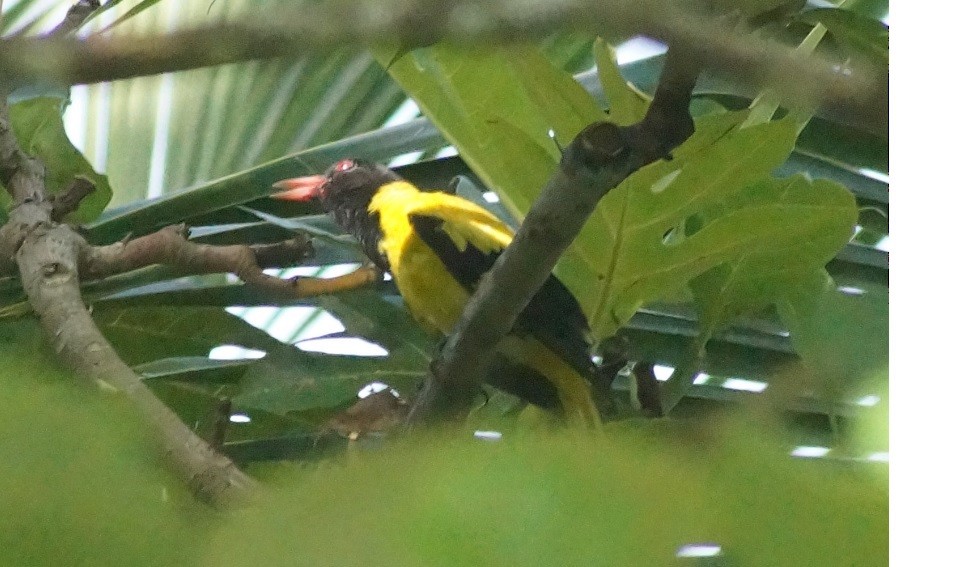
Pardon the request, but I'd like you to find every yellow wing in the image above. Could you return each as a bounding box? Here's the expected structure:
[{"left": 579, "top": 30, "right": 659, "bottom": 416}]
[
  {"left": 372, "top": 180, "right": 512, "bottom": 250},
  {"left": 368, "top": 181, "right": 510, "bottom": 333}
]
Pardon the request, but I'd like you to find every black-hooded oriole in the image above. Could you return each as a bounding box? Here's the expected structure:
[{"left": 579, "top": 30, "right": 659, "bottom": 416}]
[{"left": 273, "top": 159, "right": 600, "bottom": 424}]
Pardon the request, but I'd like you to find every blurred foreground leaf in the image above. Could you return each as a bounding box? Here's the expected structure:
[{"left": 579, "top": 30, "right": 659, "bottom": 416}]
[
  {"left": 207, "top": 417, "right": 886, "bottom": 567},
  {"left": 0, "top": 319, "right": 211, "bottom": 566}
]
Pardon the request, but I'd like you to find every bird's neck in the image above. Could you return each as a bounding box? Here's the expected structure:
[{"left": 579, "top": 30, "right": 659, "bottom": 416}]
[{"left": 333, "top": 201, "right": 389, "bottom": 272}]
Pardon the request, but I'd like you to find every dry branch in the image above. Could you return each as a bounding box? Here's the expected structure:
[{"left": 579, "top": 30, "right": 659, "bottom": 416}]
[
  {"left": 50, "top": 177, "right": 95, "bottom": 222},
  {"left": 16, "top": 224, "right": 259, "bottom": 504},
  {"left": 81, "top": 224, "right": 309, "bottom": 293},
  {"left": 0, "top": 0, "right": 886, "bottom": 134},
  {"left": 0, "top": 84, "right": 272, "bottom": 504}
]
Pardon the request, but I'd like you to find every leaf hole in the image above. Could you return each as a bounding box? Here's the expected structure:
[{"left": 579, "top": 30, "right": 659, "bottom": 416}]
[
  {"left": 650, "top": 169, "right": 681, "bottom": 194},
  {"left": 662, "top": 226, "right": 681, "bottom": 245}
]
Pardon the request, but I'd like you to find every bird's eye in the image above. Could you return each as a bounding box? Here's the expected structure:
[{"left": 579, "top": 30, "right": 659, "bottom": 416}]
[{"left": 334, "top": 159, "right": 356, "bottom": 173}]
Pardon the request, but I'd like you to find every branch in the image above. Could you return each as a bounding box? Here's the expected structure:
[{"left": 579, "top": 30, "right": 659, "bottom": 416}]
[
  {"left": 0, "top": 225, "right": 18, "bottom": 275},
  {"left": 47, "top": 0, "right": 101, "bottom": 37},
  {"left": 0, "top": 0, "right": 886, "bottom": 133},
  {"left": 81, "top": 224, "right": 310, "bottom": 293},
  {"left": 406, "top": 46, "right": 700, "bottom": 423},
  {"left": 50, "top": 176, "right": 96, "bottom": 222},
  {"left": 0, "top": 101, "right": 257, "bottom": 508}
]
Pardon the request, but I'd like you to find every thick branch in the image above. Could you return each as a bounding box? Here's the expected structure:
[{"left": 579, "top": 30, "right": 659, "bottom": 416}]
[
  {"left": 0, "top": 0, "right": 885, "bottom": 133},
  {"left": 1, "top": 92, "right": 257, "bottom": 507},
  {"left": 407, "top": 47, "right": 700, "bottom": 423},
  {"left": 15, "top": 223, "right": 258, "bottom": 504}
]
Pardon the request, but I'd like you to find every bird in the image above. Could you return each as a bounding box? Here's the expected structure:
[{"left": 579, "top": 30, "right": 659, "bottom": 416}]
[{"left": 272, "top": 158, "right": 601, "bottom": 425}]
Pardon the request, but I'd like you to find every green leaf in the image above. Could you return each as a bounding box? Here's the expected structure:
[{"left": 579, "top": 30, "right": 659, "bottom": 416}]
[
  {"left": 795, "top": 116, "right": 888, "bottom": 175},
  {"left": 778, "top": 276, "right": 888, "bottom": 399},
  {"left": 312, "top": 289, "right": 435, "bottom": 358},
  {"left": 100, "top": 0, "right": 165, "bottom": 33},
  {"left": 0, "top": 319, "right": 212, "bottom": 567},
  {"left": 483, "top": 119, "right": 559, "bottom": 217},
  {"left": 689, "top": 175, "right": 859, "bottom": 332},
  {"left": 800, "top": 8, "right": 889, "bottom": 64},
  {"left": 133, "top": 356, "right": 253, "bottom": 382},
  {"left": 372, "top": 41, "right": 593, "bottom": 221},
  {"left": 506, "top": 45, "right": 605, "bottom": 146},
  {"left": 698, "top": 91, "right": 888, "bottom": 175},
  {"left": 592, "top": 38, "right": 651, "bottom": 124},
  {"left": 95, "top": 305, "right": 283, "bottom": 365},
  {"left": 84, "top": 122, "right": 441, "bottom": 244},
  {"left": 233, "top": 345, "right": 424, "bottom": 414},
  {"left": 228, "top": 285, "right": 434, "bottom": 414},
  {"left": 712, "top": 0, "right": 805, "bottom": 19},
  {"left": 560, "top": 115, "right": 807, "bottom": 337},
  {"left": 841, "top": 0, "right": 888, "bottom": 21},
  {"left": 4, "top": 97, "right": 112, "bottom": 223},
  {"left": 205, "top": 417, "right": 886, "bottom": 566}
]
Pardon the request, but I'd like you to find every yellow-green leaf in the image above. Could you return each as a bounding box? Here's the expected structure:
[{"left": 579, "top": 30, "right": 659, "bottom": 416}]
[{"left": 593, "top": 38, "right": 651, "bottom": 124}]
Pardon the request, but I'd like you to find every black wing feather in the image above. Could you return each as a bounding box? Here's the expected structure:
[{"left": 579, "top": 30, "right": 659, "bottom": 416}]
[{"left": 410, "top": 214, "right": 595, "bottom": 378}]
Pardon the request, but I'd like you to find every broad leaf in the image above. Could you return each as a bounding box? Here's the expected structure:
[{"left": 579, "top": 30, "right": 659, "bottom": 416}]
[
  {"left": 95, "top": 305, "right": 282, "bottom": 365},
  {"left": 4, "top": 97, "right": 111, "bottom": 223},
  {"left": 800, "top": 8, "right": 889, "bottom": 64},
  {"left": 381, "top": 42, "right": 858, "bottom": 341},
  {"left": 233, "top": 344, "right": 425, "bottom": 414},
  {"left": 593, "top": 38, "right": 651, "bottom": 125},
  {"left": 564, "top": 116, "right": 810, "bottom": 337},
  {"left": 371, "top": 41, "right": 595, "bottom": 221},
  {"left": 838, "top": 0, "right": 888, "bottom": 21},
  {"left": 778, "top": 275, "right": 888, "bottom": 399},
  {"left": 689, "top": 176, "right": 859, "bottom": 333}
]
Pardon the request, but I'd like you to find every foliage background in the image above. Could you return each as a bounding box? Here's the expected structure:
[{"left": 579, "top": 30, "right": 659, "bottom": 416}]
[{"left": 0, "top": 0, "right": 887, "bottom": 564}]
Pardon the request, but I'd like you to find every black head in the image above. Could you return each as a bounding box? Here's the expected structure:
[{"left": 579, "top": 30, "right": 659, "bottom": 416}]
[
  {"left": 272, "top": 158, "right": 401, "bottom": 213},
  {"left": 272, "top": 158, "right": 400, "bottom": 271}
]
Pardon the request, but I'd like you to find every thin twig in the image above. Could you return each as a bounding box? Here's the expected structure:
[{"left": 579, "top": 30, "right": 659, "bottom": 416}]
[{"left": 50, "top": 176, "right": 96, "bottom": 222}]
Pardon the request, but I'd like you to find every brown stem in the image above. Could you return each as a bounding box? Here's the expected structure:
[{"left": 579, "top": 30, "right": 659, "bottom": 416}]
[
  {"left": 632, "top": 363, "right": 663, "bottom": 418},
  {"left": 50, "top": 176, "right": 96, "bottom": 222},
  {"left": 80, "top": 224, "right": 311, "bottom": 294}
]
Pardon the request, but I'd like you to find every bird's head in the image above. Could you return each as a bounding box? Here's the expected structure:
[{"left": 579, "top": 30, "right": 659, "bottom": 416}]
[{"left": 271, "top": 158, "right": 401, "bottom": 212}]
